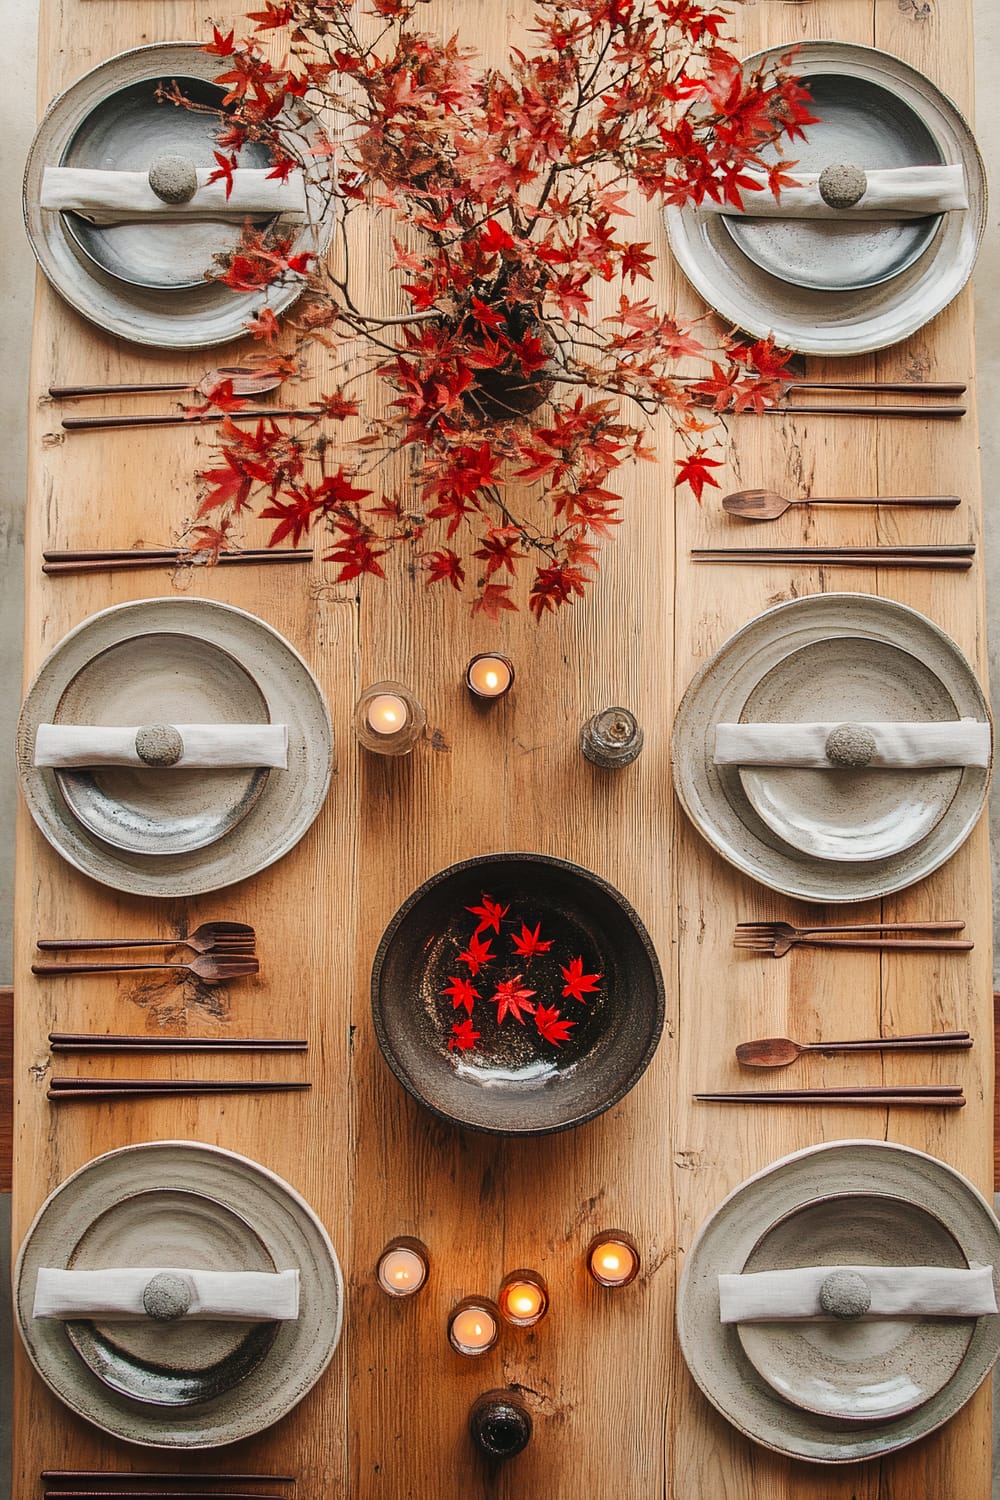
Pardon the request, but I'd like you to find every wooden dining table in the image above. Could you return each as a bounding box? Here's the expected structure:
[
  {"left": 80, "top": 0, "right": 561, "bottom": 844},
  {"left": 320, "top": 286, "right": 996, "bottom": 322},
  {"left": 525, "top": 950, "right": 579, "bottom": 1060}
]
[{"left": 12, "top": 0, "right": 994, "bottom": 1495}]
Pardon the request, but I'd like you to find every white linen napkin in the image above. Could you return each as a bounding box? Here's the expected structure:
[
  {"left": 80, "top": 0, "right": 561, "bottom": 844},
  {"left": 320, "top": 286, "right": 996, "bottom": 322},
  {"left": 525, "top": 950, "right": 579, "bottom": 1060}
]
[
  {"left": 34, "top": 724, "right": 288, "bottom": 770},
  {"left": 699, "top": 164, "right": 968, "bottom": 220},
  {"left": 33, "top": 1266, "right": 300, "bottom": 1321},
  {"left": 713, "top": 720, "right": 991, "bottom": 769},
  {"left": 718, "top": 1264, "right": 996, "bottom": 1323},
  {"left": 40, "top": 166, "right": 307, "bottom": 225}
]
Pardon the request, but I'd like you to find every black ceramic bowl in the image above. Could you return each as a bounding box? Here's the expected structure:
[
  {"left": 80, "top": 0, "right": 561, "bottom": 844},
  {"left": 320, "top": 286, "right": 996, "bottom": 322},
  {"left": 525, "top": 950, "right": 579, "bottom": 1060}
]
[{"left": 371, "top": 853, "right": 665, "bottom": 1136}]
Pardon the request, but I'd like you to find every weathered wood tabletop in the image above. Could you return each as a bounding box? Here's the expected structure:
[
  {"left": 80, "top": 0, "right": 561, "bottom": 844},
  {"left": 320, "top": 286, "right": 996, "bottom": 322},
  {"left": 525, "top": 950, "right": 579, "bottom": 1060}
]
[{"left": 13, "top": 0, "right": 993, "bottom": 1495}]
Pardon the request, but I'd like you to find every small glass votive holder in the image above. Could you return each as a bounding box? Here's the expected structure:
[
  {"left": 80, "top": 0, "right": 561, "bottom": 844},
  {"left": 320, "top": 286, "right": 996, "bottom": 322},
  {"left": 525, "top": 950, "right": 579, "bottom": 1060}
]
[
  {"left": 354, "top": 679, "right": 426, "bottom": 756},
  {"left": 375, "top": 1236, "right": 429, "bottom": 1298},
  {"left": 448, "top": 1295, "right": 501, "bottom": 1356},
  {"left": 586, "top": 1230, "right": 641, "bottom": 1289},
  {"left": 498, "top": 1269, "right": 549, "bottom": 1328},
  {"left": 466, "top": 653, "right": 515, "bottom": 701},
  {"left": 580, "top": 707, "right": 643, "bottom": 768}
]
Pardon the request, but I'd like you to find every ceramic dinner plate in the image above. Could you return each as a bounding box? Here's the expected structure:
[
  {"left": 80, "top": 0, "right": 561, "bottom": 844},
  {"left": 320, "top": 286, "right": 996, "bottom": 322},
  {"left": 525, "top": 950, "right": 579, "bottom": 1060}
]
[
  {"left": 663, "top": 43, "right": 987, "bottom": 355},
  {"left": 736, "top": 637, "right": 962, "bottom": 863},
  {"left": 14, "top": 1141, "right": 344, "bottom": 1449},
  {"left": 670, "top": 593, "right": 992, "bottom": 903},
  {"left": 23, "top": 43, "right": 335, "bottom": 348},
  {"left": 675, "top": 1140, "right": 1000, "bottom": 1464},
  {"left": 736, "top": 1193, "right": 974, "bottom": 1421},
  {"left": 17, "top": 598, "right": 333, "bottom": 897},
  {"left": 53, "top": 632, "right": 272, "bottom": 857}
]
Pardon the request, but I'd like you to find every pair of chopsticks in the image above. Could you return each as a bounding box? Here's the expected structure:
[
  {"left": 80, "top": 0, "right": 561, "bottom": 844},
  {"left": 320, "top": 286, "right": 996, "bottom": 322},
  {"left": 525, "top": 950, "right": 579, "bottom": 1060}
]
[
  {"left": 692, "top": 544, "right": 974, "bottom": 571},
  {"left": 62, "top": 408, "right": 321, "bottom": 433},
  {"left": 49, "top": 1032, "right": 307, "bottom": 1053},
  {"left": 47, "top": 1079, "right": 311, "bottom": 1101},
  {"left": 41, "top": 1473, "right": 293, "bottom": 1496},
  {"left": 43, "top": 547, "right": 312, "bottom": 575},
  {"left": 720, "top": 380, "right": 967, "bottom": 421},
  {"left": 695, "top": 1085, "right": 965, "bottom": 1107}
]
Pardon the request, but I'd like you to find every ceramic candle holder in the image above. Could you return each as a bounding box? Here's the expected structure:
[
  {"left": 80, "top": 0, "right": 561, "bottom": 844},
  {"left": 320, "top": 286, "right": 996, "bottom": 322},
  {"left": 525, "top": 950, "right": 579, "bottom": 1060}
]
[{"left": 465, "top": 653, "right": 515, "bottom": 701}]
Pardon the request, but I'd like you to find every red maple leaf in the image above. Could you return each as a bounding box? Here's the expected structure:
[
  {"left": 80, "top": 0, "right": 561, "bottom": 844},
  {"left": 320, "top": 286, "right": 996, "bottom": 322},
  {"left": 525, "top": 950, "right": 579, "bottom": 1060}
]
[
  {"left": 471, "top": 583, "right": 518, "bottom": 621},
  {"left": 561, "top": 956, "right": 602, "bottom": 1003},
  {"left": 479, "top": 219, "right": 516, "bottom": 255},
  {"left": 448, "top": 1018, "right": 481, "bottom": 1051},
  {"left": 420, "top": 549, "right": 465, "bottom": 591},
  {"left": 489, "top": 975, "right": 537, "bottom": 1025},
  {"left": 535, "top": 1004, "right": 576, "bottom": 1046},
  {"left": 207, "top": 151, "right": 238, "bottom": 200},
  {"left": 457, "top": 932, "right": 495, "bottom": 974},
  {"left": 244, "top": 308, "right": 280, "bottom": 343},
  {"left": 510, "top": 922, "right": 552, "bottom": 965},
  {"left": 466, "top": 895, "right": 509, "bottom": 935},
  {"left": 197, "top": 454, "right": 253, "bottom": 516},
  {"left": 441, "top": 975, "right": 480, "bottom": 1016},
  {"left": 674, "top": 446, "right": 723, "bottom": 502},
  {"left": 204, "top": 25, "right": 235, "bottom": 56}
]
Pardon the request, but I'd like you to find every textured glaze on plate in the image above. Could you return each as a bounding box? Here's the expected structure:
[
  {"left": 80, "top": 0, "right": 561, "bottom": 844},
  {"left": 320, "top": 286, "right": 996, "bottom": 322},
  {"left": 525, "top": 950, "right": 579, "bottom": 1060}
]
[
  {"left": 65, "top": 1189, "right": 279, "bottom": 1407},
  {"left": 675, "top": 1140, "right": 1000, "bottom": 1463},
  {"left": 54, "top": 632, "right": 270, "bottom": 857},
  {"left": 671, "top": 594, "right": 991, "bottom": 902},
  {"left": 16, "top": 598, "right": 333, "bottom": 897},
  {"left": 60, "top": 76, "right": 275, "bottom": 292},
  {"left": 722, "top": 74, "right": 944, "bottom": 293},
  {"left": 371, "top": 852, "right": 664, "bottom": 1136},
  {"left": 22, "top": 44, "right": 335, "bottom": 348},
  {"left": 13, "top": 1141, "right": 343, "bottom": 1448},
  {"left": 737, "top": 637, "right": 962, "bottom": 863},
  {"left": 737, "top": 1193, "right": 973, "bottom": 1420},
  {"left": 664, "top": 43, "right": 987, "bottom": 355}
]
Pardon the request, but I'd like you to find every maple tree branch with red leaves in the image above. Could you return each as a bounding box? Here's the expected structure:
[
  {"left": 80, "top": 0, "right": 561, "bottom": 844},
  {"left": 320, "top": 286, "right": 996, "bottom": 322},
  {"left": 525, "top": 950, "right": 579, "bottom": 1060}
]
[{"left": 180, "top": 0, "right": 815, "bottom": 619}]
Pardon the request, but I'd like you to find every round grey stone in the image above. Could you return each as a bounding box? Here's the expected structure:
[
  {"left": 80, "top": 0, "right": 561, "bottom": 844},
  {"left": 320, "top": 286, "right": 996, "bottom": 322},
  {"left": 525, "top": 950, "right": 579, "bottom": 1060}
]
[
  {"left": 135, "top": 723, "right": 184, "bottom": 767},
  {"left": 818, "top": 163, "right": 868, "bottom": 210},
  {"left": 819, "top": 1270, "right": 872, "bottom": 1320},
  {"left": 825, "top": 722, "right": 878, "bottom": 769},
  {"left": 142, "top": 1271, "right": 195, "bottom": 1322},
  {"left": 147, "top": 154, "right": 199, "bottom": 205}
]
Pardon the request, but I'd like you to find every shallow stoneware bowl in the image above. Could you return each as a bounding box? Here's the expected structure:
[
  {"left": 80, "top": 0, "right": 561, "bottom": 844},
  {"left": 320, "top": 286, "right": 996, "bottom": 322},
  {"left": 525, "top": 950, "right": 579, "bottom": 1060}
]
[{"left": 371, "top": 852, "right": 665, "bottom": 1136}]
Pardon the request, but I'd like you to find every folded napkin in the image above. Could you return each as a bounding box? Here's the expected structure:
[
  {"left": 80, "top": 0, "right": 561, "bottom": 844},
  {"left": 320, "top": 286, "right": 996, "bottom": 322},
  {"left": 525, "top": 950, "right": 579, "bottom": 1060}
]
[
  {"left": 719, "top": 1264, "right": 996, "bottom": 1323},
  {"left": 713, "top": 719, "right": 991, "bottom": 769},
  {"left": 700, "top": 163, "right": 968, "bottom": 220},
  {"left": 40, "top": 166, "right": 307, "bottom": 226},
  {"left": 33, "top": 1266, "right": 300, "bottom": 1321},
  {"left": 34, "top": 723, "right": 288, "bottom": 770}
]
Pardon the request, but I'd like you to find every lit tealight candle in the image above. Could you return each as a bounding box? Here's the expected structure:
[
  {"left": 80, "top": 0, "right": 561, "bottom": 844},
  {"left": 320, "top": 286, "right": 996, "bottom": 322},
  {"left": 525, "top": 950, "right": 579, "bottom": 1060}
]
[
  {"left": 498, "top": 1269, "right": 549, "bottom": 1327},
  {"left": 466, "top": 653, "right": 514, "bottom": 700},
  {"left": 376, "top": 1238, "right": 428, "bottom": 1298},
  {"left": 448, "top": 1297, "right": 500, "bottom": 1356},
  {"left": 587, "top": 1231, "right": 640, "bottom": 1289},
  {"left": 367, "top": 693, "right": 409, "bottom": 735}
]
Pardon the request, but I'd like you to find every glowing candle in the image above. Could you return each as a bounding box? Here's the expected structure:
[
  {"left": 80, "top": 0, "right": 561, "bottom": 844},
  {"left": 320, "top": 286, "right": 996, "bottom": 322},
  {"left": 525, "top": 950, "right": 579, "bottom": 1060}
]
[
  {"left": 587, "top": 1231, "right": 640, "bottom": 1289},
  {"left": 366, "top": 693, "right": 409, "bottom": 735},
  {"left": 498, "top": 1269, "right": 549, "bottom": 1327},
  {"left": 466, "top": 653, "right": 514, "bottom": 700},
  {"left": 376, "top": 1239, "right": 428, "bottom": 1298},
  {"left": 448, "top": 1298, "right": 500, "bottom": 1355}
]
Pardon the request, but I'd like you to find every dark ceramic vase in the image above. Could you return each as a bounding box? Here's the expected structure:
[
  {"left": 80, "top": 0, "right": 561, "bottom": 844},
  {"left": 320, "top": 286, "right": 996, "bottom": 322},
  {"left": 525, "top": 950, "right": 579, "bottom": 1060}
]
[{"left": 469, "top": 1389, "right": 533, "bottom": 1459}]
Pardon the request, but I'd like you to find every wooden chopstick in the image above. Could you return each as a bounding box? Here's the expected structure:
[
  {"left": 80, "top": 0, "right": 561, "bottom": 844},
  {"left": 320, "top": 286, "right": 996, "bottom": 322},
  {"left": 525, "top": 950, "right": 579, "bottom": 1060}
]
[
  {"left": 694, "top": 544, "right": 975, "bottom": 557},
  {"left": 43, "top": 553, "right": 313, "bottom": 575},
  {"left": 692, "top": 553, "right": 972, "bottom": 570},
  {"left": 48, "top": 1034, "right": 308, "bottom": 1052},
  {"left": 695, "top": 1088, "right": 965, "bottom": 1106},
  {"left": 761, "top": 403, "right": 966, "bottom": 419},
  {"left": 61, "top": 408, "right": 321, "bottom": 432},
  {"left": 44, "top": 1493, "right": 287, "bottom": 1499},
  {"left": 735, "top": 920, "right": 967, "bottom": 933},
  {"left": 784, "top": 381, "right": 967, "bottom": 395},
  {"left": 42, "top": 547, "right": 310, "bottom": 562},
  {"left": 47, "top": 1080, "right": 311, "bottom": 1099},
  {"left": 41, "top": 1474, "right": 295, "bottom": 1484}
]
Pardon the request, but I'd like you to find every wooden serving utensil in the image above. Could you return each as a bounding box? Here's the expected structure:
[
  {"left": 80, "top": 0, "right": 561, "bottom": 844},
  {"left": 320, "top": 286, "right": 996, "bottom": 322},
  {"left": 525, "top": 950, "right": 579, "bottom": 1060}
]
[
  {"left": 49, "top": 367, "right": 283, "bottom": 400},
  {"left": 736, "top": 1032, "right": 973, "bottom": 1069},
  {"left": 37, "top": 921, "right": 254, "bottom": 954},
  {"left": 32, "top": 955, "right": 259, "bottom": 984},
  {"left": 61, "top": 407, "right": 320, "bottom": 432},
  {"left": 695, "top": 1087, "right": 965, "bottom": 1107},
  {"left": 722, "top": 488, "right": 962, "bottom": 521}
]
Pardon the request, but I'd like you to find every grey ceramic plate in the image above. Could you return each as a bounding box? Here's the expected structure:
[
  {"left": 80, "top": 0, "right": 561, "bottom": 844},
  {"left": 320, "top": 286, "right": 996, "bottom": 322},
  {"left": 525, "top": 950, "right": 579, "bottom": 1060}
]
[
  {"left": 676, "top": 1140, "right": 1000, "bottom": 1463},
  {"left": 54, "top": 632, "right": 271, "bottom": 857},
  {"left": 60, "top": 74, "right": 276, "bottom": 292},
  {"left": 722, "top": 73, "right": 944, "bottom": 293},
  {"left": 671, "top": 594, "right": 991, "bottom": 902},
  {"left": 65, "top": 1188, "right": 279, "bottom": 1408},
  {"left": 23, "top": 43, "right": 335, "bottom": 348},
  {"left": 737, "top": 1193, "right": 973, "bottom": 1421},
  {"left": 736, "top": 637, "right": 962, "bottom": 863},
  {"left": 14, "top": 1141, "right": 343, "bottom": 1449},
  {"left": 664, "top": 43, "right": 987, "bottom": 355},
  {"left": 17, "top": 598, "right": 333, "bottom": 898}
]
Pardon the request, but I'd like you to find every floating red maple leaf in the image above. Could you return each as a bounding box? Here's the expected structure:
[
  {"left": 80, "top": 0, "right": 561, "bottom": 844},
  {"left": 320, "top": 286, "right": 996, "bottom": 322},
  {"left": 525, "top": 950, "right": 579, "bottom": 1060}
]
[
  {"left": 561, "top": 956, "right": 602, "bottom": 1003},
  {"left": 466, "top": 894, "right": 509, "bottom": 935},
  {"left": 489, "top": 975, "right": 537, "bottom": 1025},
  {"left": 510, "top": 921, "right": 553, "bottom": 965},
  {"left": 535, "top": 1005, "right": 576, "bottom": 1046},
  {"left": 457, "top": 931, "right": 495, "bottom": 975},
  {"left": 448, "top": 1018, "right": 481, "bottom": 1051},
  {"left": 441, "top": 975, "right": 480, "bottom": 1016}
]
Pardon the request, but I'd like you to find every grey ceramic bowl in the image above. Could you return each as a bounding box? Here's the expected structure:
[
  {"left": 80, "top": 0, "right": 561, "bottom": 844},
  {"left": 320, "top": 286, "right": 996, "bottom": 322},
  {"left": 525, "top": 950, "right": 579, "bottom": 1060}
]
[{"left": 371, "top": 852, "right": 665, "bottom": 1136}]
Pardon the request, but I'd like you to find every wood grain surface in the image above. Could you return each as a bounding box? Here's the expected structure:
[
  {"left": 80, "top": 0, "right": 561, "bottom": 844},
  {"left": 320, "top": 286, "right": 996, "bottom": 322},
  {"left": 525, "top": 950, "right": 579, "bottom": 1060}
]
[{"left": 12, "top": 1, "right": 993, "bottom": 1496}]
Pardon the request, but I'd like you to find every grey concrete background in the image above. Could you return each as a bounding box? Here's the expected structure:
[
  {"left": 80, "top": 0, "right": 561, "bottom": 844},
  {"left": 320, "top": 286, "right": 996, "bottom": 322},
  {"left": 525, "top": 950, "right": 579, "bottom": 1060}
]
[{"left": 0, "top": 2, "right": 998, "bottom": 1496}]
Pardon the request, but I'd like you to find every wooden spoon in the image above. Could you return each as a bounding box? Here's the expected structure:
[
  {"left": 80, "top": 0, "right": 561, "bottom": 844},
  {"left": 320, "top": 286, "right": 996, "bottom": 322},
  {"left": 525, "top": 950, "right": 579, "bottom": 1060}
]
[
  {"left": 48, "top": 367, "right": 283, "bottom": 400},
  {"left": 736, "top": 1032, "right": 973, "bottom": 1069},
  {"left": 722, "top": 488, "right": 961, "bottom": 521}
]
